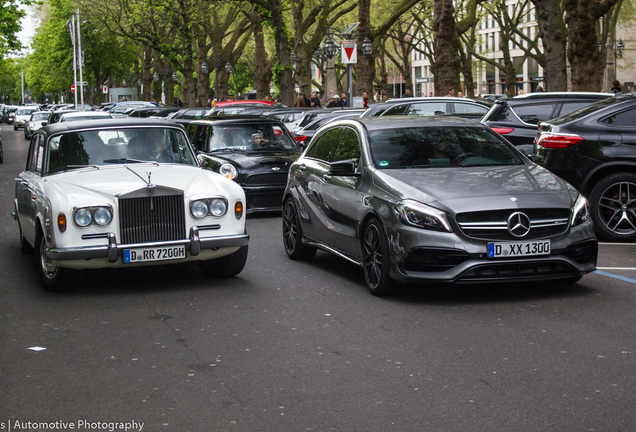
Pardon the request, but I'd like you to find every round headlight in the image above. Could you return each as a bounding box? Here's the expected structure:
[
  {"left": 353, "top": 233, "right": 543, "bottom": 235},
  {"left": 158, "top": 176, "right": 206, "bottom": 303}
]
[
  {"left": 191, "top": 200, "right": 209, "bottom": 219},
  {"left": 219, "top": 163, "right": 238, "bottom": 180},
  {"left": 74, "top": 208, "right": 92, "bottom": 227},
  {"left": 94, "top": 207, "right": 112, "bottom": 226},
  {"left": 209, "top": 199, "right": 227, "bottom": 217}
]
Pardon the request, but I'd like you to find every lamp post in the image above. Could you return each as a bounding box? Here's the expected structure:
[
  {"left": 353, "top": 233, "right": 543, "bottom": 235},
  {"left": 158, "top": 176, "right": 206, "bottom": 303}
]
[
  {"left": 323, "top": 24, "right": 373, "bottom": 107},
  {"left": 153, "top": 63, "right": 174, "bottom": 105},
  {"left": 201, "top": 56, "right": 232, "bottom": 102},
  {"left": 615, "top": 38, "right": 625, "bottom": 82}
]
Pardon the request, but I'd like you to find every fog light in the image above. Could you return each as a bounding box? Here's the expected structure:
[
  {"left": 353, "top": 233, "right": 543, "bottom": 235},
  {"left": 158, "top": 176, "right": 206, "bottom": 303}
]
[
  {"left": 235, "top": 201, "right": 243, "bottom": 219},
  {"left": 58, "top": 213, "right": 67, "bottom": 232}
]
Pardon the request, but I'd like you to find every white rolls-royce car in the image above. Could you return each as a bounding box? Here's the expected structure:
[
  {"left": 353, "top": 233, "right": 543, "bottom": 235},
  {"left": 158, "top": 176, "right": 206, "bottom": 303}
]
[{"left": 13, "top": 119, "right": 249, "bottom": 291}]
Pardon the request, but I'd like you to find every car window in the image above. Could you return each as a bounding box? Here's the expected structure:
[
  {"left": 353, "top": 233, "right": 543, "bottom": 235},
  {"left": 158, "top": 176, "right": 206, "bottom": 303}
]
[
  {"left": 333, "top": 128, "right": 361, "bottom": 163},
  {"left": 601, "top": 107, "right": 636, "bottom": 126},
  {"left": 209, "top": 124, "right": 296, "bottom": 152},
  {"left": 32, "top": 112, "right": 49, "bottom": 121},
  {"left": 26, "top": 135, "right": 41, "bottom": 173},
  {"left": 383, "top": 104, "right": 409, "bottom": 116},
  {"left": 368, "top": 126, "right": 523, "bottom": 169},
  {"left": 192, "top": 126, "right": 210, "bottom": 152},
  {"left": 511, "top": 103, "right": 557, "bottom": 124},
  {"left": 182, "top": 109, "right": 204, "bottom": 120},
  {"left": 558, "top": 101, "right": 593, "bottom": 117},
  {"left": 312, "top": 128, "right": 343, "bottom": 162},
  {"left": 406, "top": 102, "right": 447, "bottom": 116},
  {"left": 453, "top": 102, "right": 488, "bottom": 114}
]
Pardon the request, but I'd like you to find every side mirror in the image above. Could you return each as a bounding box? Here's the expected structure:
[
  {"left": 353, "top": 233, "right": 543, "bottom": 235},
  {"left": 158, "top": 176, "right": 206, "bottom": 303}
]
[
  {"left": 329, "top": 159, "right": 358, "bottom": 176},
  {"left": 41, "top": 122, "right": 47, "bottom": 126}
]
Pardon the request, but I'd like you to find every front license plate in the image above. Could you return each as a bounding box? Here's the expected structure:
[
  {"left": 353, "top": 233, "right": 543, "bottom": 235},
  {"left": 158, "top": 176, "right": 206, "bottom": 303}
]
[
  {"left": 487, "top": 240, "right": 551, "bottom": 258},
  {"left": 123, "top": 245, "right": 187, "bottom": 263}
]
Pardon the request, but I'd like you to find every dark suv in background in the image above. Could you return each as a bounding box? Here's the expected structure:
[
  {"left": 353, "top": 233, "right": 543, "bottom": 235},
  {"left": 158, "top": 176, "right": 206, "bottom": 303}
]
[
  {"left": 482, "top": 92, "right": 613, "bottom": 154},
  {"left": 534, "top": 94, "right": 636, "bottom": 242}
]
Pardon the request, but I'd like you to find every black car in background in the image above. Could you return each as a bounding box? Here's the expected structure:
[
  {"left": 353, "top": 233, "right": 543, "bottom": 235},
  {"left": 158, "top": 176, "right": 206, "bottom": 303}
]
[
  {"left": 535, "top": 94, "right": 636, "bottom": 241},
  {"left": 482, "top": 92, "right": 613, "bottom": 154},
  {"left": 361, "top": 97, "right": 491, "bottom": 120},
  {"left": 187, "top": 118, "right": 301, "bottom": 213},
  {"left": 128, "top": 107, "right": 180, "bottom": 118},
  {"left": 293, "top": 109, "right": 366, "bottom": 148},
  {"left": 168, "top": 108, "right": 211, "bottom": 126}
]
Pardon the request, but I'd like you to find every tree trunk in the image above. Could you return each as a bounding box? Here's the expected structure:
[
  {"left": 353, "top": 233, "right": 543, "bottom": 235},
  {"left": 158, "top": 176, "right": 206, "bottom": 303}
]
[
  {"left": 356, "top": 0, "right": 375, "bottom": 96},
  {"left": 197, "top": 33, "right": 210, "bottom": 105},
  {"left": 433, "top": 0, "right": 462, "bottom": 95},
  {"left": 267, "top": 0, "right": 294, "bottom": 105},
  {"left": 565, "top": 0, "right": 605, "bottom": 91},
  {"left": 530, "top": 0, "right": 568, "bottom": 91},
  {"left": 252, "top": 14, "right": 272, "bottom": 99},
  {"left": 142, "top": 48, "right": 152, "bottom": 101}
]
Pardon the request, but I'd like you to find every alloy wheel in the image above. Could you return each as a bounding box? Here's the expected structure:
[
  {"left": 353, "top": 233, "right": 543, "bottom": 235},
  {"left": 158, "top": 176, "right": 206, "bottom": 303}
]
[
  {"left": 363, "top": 223, "right": 383, "bottom": 289},
  {"left": 283, "top": 200, "right": 298, "bottom": 253},
  {"left": 597, "top": 181, "right": 636, "bottom": 236}
]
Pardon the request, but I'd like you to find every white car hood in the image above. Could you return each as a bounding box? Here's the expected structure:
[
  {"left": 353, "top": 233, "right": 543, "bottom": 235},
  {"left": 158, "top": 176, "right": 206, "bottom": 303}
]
[{"left": 47, "top": 164, "right": 219, "bottom": 203}]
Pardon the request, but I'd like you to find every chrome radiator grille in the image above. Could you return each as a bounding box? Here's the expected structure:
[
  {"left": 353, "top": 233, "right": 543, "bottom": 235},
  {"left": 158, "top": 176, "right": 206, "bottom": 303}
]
[{"left": 119, "top": 193, "right": 186, "bottom": 245}]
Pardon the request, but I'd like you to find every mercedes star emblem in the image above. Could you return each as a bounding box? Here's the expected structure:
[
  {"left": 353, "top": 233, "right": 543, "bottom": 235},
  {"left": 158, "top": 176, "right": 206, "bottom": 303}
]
[{"left": 507, "top": 211, "right": 531, "bottom": 237}]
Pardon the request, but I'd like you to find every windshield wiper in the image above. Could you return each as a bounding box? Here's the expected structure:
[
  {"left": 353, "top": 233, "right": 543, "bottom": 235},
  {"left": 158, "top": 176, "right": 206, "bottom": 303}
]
[
  {"left": 103, "top": 158, "right": 145, "bottom": 164},
  {"left": 208, "top": 148, "right": 245, "bottom": 153}
]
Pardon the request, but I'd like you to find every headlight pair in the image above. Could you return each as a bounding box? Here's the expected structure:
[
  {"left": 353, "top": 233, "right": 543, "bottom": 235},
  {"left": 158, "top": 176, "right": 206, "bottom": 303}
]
[
  {"left": 571, "top": 194, "right": 590, "bottom": 227},
  {"left": 190, "top": 198, "right": 228, "bottom": 219},
  {"left": 395, "top": 200, "right": 452, "bottom": 232},
  {"left": 73, "top": 206, "right": 113, "bottom": 227}
]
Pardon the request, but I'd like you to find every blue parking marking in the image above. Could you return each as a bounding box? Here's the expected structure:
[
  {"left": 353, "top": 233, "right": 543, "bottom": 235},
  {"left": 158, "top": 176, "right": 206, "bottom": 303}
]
[{"left": 594, "top": 270, "right": 636, "bottom": 284}]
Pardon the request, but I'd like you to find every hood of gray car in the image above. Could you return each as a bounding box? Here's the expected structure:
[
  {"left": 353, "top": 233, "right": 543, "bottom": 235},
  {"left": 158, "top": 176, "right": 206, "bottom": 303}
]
[{"left": 374, "top": 164, "right": 575, "bottom": 213}]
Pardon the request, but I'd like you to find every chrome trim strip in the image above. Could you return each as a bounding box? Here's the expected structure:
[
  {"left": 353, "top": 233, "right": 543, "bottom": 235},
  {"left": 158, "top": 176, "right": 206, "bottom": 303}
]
[
  {"left": 303, "top": 239, "right": 362, "bottom": 266},
  {"left": 81, "top": 233, "right": 109, "bottom": 240}
]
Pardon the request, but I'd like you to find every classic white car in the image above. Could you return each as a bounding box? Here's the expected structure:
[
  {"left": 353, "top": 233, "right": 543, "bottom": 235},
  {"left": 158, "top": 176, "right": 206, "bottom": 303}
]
[{"left": 13, "top": 119, "right": 249, "bottom": 291}]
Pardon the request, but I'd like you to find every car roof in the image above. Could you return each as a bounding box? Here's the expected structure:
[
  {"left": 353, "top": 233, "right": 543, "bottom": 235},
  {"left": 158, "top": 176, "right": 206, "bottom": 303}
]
[
  {"left": 60, "top": 111, "right": 112, "bottom": 118},
  {"left": 36, "top": 118, "right": 185, "bottom": 138},
  {"left": 214, "top": 100, "right": 277, "bottom": 107},
  {"left": 191, "top": 117, "right": 285, "bottom": 126},
  {"left": 341, "top": 115, "right": 483, "bottom": 131},
  {"left": 509, "top": 92, "right": 614, "bottom": 101}
]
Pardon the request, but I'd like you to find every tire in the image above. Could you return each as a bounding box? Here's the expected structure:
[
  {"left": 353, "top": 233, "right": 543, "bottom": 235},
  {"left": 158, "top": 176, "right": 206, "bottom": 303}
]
[
  {"left": 13, "top": 124, "right": 17, "bottom": 131},
  {"left": 0, "top": 142, "right": 3, "bottom": 164},
  {"left": 282, "top": 198, "right": 316, "bottom": 260},
  {"left": 24, "top": 130, "right": 29, "bottom": 140},
  {"left": 35, "top": 233, "right": 84, "bottom": 291},
  {"left": 198, "top": 245, "right": 248, "bottom": 278},
  {"left": 589, "top": 172, "right": 636, "bottom": 242},
  {"left": 18, "top": 220, "right": 33, "bottom": 254},
  {"left": 362, "top": 218, "right": 394, "bottom": 296}
]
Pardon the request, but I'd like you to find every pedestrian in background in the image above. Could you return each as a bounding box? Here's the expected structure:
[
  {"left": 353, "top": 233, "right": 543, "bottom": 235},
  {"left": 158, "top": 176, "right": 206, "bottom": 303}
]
[
  {"left": 403, "top": 88, "right": 412, "bottom": 98},
  {"left": 301, "top": 92, "right": 311, "bottom": 107},
  {"left": 340, "top": 92, "right": 348, "bottom": 107},
  {"left": 362, "top": 91, "right": 370, "bottom": 108},
  {"left": 447, "top": 88, "right": 455, "bottom": 97},
  {"left": 382, "top": 94, "right": 388, "bottom": 102},
  {"left": 295, "top": 95, "right": 307, "bottom": 107},
  {"left": 457, "top": 91, "right": 464, "bottom": 98},
  {"left": 535, "top": 86, "right": 544, "bottom": 92},
  {"left": 310, "top": 92, "right": 321, "bottom": 108},
  {"left": 611, "top": 80, "right": 623, "bottom": 94},
  {"left": 327, "top": 95, "right": 341, "bottom": 108}
]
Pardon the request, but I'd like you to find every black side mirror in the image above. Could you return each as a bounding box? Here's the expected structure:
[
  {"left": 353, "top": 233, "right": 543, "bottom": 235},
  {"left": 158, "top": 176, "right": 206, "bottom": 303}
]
[{"left": 329, "top": 159, "right": 358, "bottom": 176}]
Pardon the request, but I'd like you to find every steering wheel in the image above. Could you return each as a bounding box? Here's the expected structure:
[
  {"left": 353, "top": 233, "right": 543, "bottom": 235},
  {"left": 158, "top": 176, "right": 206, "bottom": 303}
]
[{"left": 452, "top": 152, "right": 479, "bottom": 165}]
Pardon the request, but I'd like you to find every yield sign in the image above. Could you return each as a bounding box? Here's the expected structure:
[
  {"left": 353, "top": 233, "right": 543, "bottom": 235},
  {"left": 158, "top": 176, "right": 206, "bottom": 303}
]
[{"left": 341, "top": 40, "right": 357, "bottom": 64}]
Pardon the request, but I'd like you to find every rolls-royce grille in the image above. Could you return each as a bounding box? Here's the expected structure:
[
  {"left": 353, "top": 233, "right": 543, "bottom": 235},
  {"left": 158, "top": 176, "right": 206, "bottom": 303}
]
[
  {"left": 456, "top": 208, "right": 570, "bottom": 241},
  {"left": 119, "top": 194, "right": 186, "bottom": 245},
  {"left": 243, "top": 173, "right": 288, "bottom": 186}
]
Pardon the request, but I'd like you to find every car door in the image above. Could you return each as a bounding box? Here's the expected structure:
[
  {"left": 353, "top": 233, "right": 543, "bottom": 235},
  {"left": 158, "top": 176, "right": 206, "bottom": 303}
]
[
  {"left": 16, "top": 134, "right": 45, "bottom": 245},
  {"left": 320, "top": 127, "right": 364, "bottom": 257},
  {"left": 293, "top": 127, "right": 343, "bottom": 240}
]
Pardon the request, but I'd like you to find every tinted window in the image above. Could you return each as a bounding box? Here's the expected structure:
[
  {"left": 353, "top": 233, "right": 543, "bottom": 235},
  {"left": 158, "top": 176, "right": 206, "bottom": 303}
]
[
  {"left": 453, "top": 102, "right": 488, "bottom": 114},
  {"left": 551, "top": 97, "right": 619, "bottom": 125},
  {"left": 333, "top": 128, "right": 361, "bottom": 162},
  {"left": 512, "top": 104, "right": 557, "bottom": 124},
  {"left": 27, "top": 136, "right": 40, "bottom": 172},
  {"left": 383, "top": 104, "right": 408, "bottom": 115},
  {"left": 368, "top": 126, "right": 522, "bottom": 168},
  {"left": 209, "top": 124, "right": 296, "bottom": 151},
  {"left": 312, "top": 128, "right": 342, "bottom": 162},
  {"left": 406, "top": 102, "right": 447, "bottom": 116},
  {"left": 182, "top": 110, "right": 205, "bottom": 120},
  {"left": 559, "top": 101, "right": 593, "bottom": 117},
  {"left": 601, "top": 107, "right": 636, "bottom": 126}
]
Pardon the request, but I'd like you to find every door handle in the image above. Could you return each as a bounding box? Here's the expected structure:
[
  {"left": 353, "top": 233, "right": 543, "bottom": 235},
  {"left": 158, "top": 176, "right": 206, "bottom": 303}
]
[
  {"left": 322, "top": 174, "right": 332, "bottom": 182},
  {"left": 298, "top": 164, "right": 306, "bottom": 172}
]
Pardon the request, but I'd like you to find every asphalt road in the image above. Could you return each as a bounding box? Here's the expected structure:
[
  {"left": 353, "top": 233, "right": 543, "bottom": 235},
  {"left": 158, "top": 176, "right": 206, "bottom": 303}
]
[{"left": 1, "top": 126, "right": 635, "bottom": 432}]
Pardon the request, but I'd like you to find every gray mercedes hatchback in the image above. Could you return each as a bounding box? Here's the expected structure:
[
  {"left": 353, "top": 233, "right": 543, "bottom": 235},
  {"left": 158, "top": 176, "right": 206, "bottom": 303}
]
[{"left": 282, "top": 116, "right": 597, "bottom": 296}]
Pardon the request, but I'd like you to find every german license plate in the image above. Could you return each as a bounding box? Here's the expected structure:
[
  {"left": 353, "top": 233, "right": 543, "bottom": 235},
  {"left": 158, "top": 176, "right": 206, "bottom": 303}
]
[
  {"left": 487, "top": 240, "right": 550, "bottom": 258},
  {"left": 123, "top": 245, "right": 187, "bottom": 263}
]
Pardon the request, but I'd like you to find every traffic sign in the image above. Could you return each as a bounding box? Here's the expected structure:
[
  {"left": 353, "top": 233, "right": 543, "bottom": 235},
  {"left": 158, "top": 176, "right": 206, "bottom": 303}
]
[
  {"left": 71, "top": 84, "right": 75, "bottom": 93},
  {"left": 341, "top": 40, "right": 357, "bottom": 64},
  {"left": 102, "top": 85, "right": 108, "bottom": 94}
]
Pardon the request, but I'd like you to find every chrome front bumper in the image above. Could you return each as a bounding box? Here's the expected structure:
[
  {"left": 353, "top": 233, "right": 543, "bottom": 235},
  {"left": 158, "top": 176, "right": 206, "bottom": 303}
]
[{"left": 46, "top": 227, "right": 249, "bottom": 262}]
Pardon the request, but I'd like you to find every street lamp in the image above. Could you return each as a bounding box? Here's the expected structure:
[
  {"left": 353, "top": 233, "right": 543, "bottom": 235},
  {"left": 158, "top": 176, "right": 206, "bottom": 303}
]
[
  {"left": 200, "top": 55, "right": 232, "bottom": 101},
  {"left": 153, "top": 63, "right": 174, "bottom": 105},
  {"left": 361, "top": 37, "right": 373, "bottom": 57},
  {"left": 617, "top": 39, "right": 625, "bottom": 58},
  {"left": 290, "top": 50, "right": 296, "bottom": 63},
  {"left": 324, "top": 37, "right": 337, "bottom": 59}
]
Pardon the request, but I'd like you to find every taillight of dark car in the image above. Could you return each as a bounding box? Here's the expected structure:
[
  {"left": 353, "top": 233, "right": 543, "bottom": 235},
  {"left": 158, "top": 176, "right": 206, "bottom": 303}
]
[
  {"left": 536, "top": 134, "right": 583, "bottom": 149},
  {"left": 294, "top": 135, "right": 307, "bottom": 143},
  {"left": 491, "top": 127, "right": 514, "bottom": 135}
]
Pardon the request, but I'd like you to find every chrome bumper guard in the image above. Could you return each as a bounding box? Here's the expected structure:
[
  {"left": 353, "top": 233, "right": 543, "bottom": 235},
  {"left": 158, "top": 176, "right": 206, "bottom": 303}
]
[{"left": 46, "top": 227, "right": 249, "bottom": 262}]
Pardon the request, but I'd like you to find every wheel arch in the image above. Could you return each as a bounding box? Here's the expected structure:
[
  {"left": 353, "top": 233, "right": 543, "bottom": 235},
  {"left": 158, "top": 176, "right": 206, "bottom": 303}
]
[{"left": 580, "top": 162, "right": 636, "bottom": 196}]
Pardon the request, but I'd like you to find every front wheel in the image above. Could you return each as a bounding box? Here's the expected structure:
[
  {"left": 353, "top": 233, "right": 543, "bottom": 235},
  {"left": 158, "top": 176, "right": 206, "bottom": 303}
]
[
  {"left": 589, "top": 172, "right": 636, "bottom": 242},
  {"left": 362, "top": 219, "right": 394, "bottom": 296},
  {"left": 36, "top": 234, "right": 83, "bottom": 291},
  {"left": 198, "top": 245, "right": 248, "bottom": 278},
  {"left": 282, "top": 198, "right": 316, "bottom": 260}
]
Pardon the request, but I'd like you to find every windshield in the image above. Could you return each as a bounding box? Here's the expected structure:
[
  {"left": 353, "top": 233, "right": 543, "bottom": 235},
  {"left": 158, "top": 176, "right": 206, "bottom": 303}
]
[
  {"left": 549, "top": 97, "right": 619, "bottom": 125},
  {"left": 45, "top": 127, "right": 197, "bottom": 174},
  {"left": 369, "top": 126, "right": 523, "bottom": 169},
  {"left": 207, "top": 124, "right": 296, "bottom": 152},
  {"left": 17, "top": 108, "right": 38, "bottom": 115}
]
